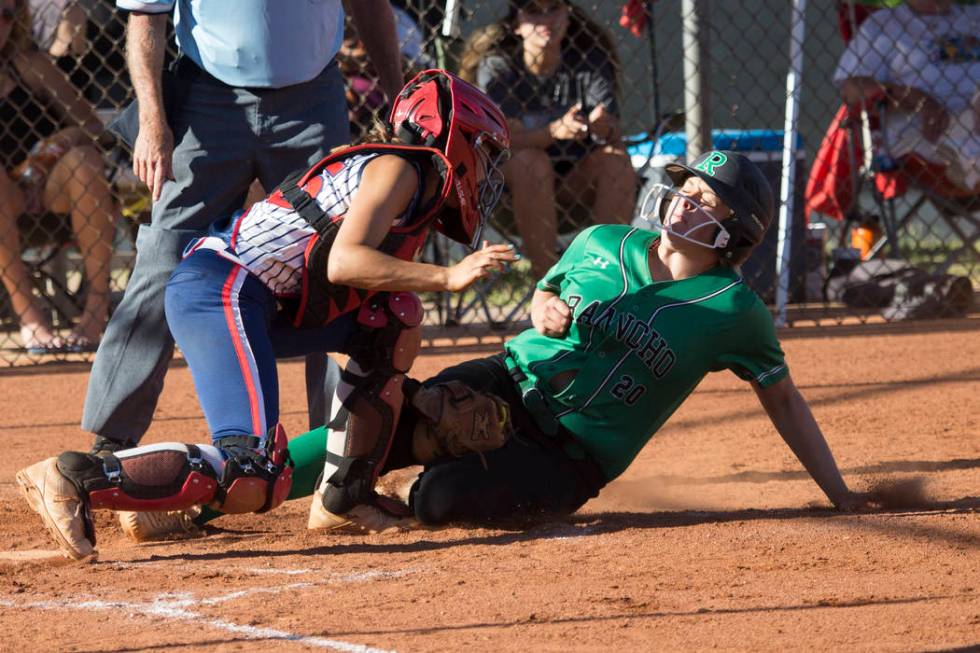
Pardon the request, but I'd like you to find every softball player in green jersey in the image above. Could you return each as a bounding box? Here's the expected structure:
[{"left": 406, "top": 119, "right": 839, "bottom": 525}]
[{"left": 123, "top": 150, "right": 875, "bottom": 540}]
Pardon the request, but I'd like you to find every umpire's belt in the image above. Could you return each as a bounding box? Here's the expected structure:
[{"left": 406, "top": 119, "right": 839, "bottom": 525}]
[
  {"left": 502, "top": 353, "right": 562, "bottom": 438},
  {"left": 174, "top": 55, "right": 335, "bottom": 92}
]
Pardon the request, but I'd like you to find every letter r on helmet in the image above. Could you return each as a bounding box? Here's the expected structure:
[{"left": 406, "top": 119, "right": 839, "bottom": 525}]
[{"left": 695, "top": 151, "right": 728, "bottom": 177}]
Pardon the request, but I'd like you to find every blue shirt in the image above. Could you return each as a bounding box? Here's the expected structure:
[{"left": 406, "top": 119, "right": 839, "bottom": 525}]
[{"left": 117, "top": 0, "right": 344, "bottom": 88}]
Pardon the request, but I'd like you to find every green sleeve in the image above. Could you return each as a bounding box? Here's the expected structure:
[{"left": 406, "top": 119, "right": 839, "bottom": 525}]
[
  {"left": 713, "top": 301, "right": 789, "bottom": 388},
  {"left": 536, "top": 225, "right": 601, "bottom": 293}
]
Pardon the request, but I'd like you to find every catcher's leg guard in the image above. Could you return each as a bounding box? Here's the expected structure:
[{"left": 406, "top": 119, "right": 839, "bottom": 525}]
[
  {"left": 318, "top": 292, "right": 422, "bottom": 517},
  {"left": 57, "top": 424, "right": 292, "bottom": 515}
]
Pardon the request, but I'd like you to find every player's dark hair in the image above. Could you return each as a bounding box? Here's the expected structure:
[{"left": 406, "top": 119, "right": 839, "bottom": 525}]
[{"left": 327, "top": 119, "right": 401, "bottom": 156}]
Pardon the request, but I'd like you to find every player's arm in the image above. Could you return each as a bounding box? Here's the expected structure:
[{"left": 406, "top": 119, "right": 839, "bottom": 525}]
[
  {"left": 328, "top": 155, "right": 516, "bottom": 292},
  {"left": 529, "top": 225, "right": 601, "bottom": 336},
  {"left": 753, "top": 374, "right": 872, "bottom": 511},
  {"left": 530, "top": 289, "right": 571, "bottom": 337}
]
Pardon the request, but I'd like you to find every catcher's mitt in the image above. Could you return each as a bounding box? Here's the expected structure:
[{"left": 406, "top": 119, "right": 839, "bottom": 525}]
[{"left": 410, "top": 380, "right": 511, "bottom": 465}]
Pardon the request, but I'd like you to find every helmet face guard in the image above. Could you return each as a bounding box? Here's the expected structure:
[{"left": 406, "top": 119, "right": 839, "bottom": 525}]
[
  {"left": 470, "top": 134, "right": 510, "bottom": 248},
  {"left": 389, "top": 69, "right": 511, "bottom": 249},
  {"left": 659, "top": 151, "right": 776, "bottom": 265},
  {"left": 638, "top": 183, "right": 732, "bottom": 251}
]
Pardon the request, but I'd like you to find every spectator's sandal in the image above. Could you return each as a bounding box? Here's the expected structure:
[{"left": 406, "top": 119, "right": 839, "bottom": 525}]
[{"left": 63, "top": 335, "right": 100, "bottom": 354}]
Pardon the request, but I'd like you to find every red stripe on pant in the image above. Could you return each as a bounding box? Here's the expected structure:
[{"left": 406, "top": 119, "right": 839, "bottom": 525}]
[{"left": 221, "top": 266, "right": 264, "bottom": 437}]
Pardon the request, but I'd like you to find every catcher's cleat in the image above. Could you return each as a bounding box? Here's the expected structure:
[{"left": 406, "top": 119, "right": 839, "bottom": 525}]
[
  {"left": 117, "top": 506, "right": 203, "bottom": 543},
  {"left": 308, "top": 488, "right": 416, "bottom": 533},
  {"left": 16, "top": 457, "right": 96, "bottom": 561}
]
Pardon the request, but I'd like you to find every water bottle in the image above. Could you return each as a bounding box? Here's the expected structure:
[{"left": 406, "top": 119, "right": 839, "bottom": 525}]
[{"left": 850, "top": 214, "right": 882, "bottom": 260}]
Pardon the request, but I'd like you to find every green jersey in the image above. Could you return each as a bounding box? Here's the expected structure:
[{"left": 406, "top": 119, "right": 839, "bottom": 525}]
[{"left": 504, "top": 224, "right": 788, "bottom": 480}]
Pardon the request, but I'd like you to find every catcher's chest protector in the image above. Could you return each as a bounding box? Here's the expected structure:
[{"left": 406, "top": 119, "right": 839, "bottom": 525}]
[{"left": 270, "top": 144, "right": 455, "bottom": 328}]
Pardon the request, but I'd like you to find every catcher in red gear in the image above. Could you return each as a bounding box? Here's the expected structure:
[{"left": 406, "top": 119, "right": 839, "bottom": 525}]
[{"left": 16, "top": 70, "right": 516, "bottom": 560}]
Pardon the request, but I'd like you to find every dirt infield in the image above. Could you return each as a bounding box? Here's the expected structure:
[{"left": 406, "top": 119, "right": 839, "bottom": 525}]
[{"left": 1, "top": 319, "right": 978, "bottom": 652}]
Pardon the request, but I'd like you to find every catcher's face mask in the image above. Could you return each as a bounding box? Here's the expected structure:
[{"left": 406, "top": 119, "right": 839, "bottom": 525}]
[
  {"left": 471, "top": 133, "right": 510, "bottom": 249},
  {"left": 638, "top": 182, "right": 733, "bottom": 250}
]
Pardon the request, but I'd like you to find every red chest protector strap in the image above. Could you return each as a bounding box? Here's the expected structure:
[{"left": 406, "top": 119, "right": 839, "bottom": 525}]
[{"left": 273, "top": 144, "right": 455, "bottom": 328}]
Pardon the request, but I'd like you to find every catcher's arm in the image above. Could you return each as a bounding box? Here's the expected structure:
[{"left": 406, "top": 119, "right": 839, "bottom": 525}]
[
  {"left": 329, "top": 156, "right": 516, "bottom": 293},
  {"left": 754, "top": 375, "right": 874, "bottom": 511}
]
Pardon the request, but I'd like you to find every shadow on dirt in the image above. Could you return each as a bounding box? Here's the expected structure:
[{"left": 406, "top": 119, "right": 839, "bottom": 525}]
[
  {"left": 319, "top": 592, "right": 976, "bottom": 638},
  {"left": 776, "top": 316, "right": 979, "bottom": 341},
  {"left": 629, "top": 457, "right": 980, "bottom": 486},
  {"left": 663, "top": 366, "right": 980, "bottom": 433},
  {"left": 693, "top": 365, "right": 980, "bottom": 397},
  {"left": 70, "top": 638, "right": 261, "bottom": 653},
  {"left": 130, "top": 495, "right": 978, "bottom": 565}
]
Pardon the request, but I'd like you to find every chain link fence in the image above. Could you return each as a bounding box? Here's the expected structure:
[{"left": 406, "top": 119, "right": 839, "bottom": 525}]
[{"left": 1, "top": 0, "right": 977, "bottom": 366}]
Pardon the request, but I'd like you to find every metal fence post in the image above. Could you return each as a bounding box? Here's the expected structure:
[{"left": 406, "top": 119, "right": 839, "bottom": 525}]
[
  {"left": 682, "top": 0, "right": 711, "bottom": 160},
  {"left": 776, "top": 0, "right": 807, "bottom": 327}
]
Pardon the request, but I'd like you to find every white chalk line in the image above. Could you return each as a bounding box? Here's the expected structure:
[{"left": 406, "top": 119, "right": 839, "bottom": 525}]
[
  {"left": 247, "top": 567, "right": 315, "bottom": 575},
  {"left": 105, "top": 562, "right": 408, "bottom": 585},
  {"left": 0, "top": 569, "right": 413, "bottom": 653},
  {"left": 0, "top": 549, "right": 62, "bottom": 561}
]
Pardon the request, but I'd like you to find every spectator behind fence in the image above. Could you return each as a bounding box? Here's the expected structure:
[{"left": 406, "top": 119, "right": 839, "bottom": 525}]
[
  {"left": 460, "top": 0, "right": 636, "bottom": 278},
  {"left": 392, "top": 3, "right": 433, "bottom": 71},
  {"left": 338, "top": 5, "right": 432, "bottom": 142},
  {"left": 1, "top": 0, "right": 116, "bottom": 353},
  {"left": 79, "top": 0, "right": 403, "bottom": 456},
  {"left": 834, "top": 0, "right": 980, "bottom": 192},
  {"left": 28, "top": 0, "right": 87, "bottom": 57}
]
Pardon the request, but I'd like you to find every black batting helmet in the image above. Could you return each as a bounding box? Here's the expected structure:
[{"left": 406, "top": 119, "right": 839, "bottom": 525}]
[{"left": 665, "top": 150, "right": 775, "bottom": 265}]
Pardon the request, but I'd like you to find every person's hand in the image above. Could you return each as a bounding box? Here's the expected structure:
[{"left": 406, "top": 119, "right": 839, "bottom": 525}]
[
  {"left": 587, "top": 104, "right": 618, "bottom": 143},
  {"left": 532, "top": 294, "right": 572, "bottom": 337},
  {"left": 549, "top": 104, "right": 589, "bottom": 142},
  {"left": 918, "top": 96, "right": 950, "bottom": 143},
  {"left": 133, "top": 118, "right": 174, "bottom": 202},
  {"left": 445, "top": 242, "right": 519, "bottom": 292}
]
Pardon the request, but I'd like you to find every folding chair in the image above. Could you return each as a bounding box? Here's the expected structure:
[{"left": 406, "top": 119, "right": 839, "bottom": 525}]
[
  {"left": 805, "top": 1, "right": 979, "bottom": 279},
  {"left": 15, "top": 210, "right": 84, "bottom": 329}
]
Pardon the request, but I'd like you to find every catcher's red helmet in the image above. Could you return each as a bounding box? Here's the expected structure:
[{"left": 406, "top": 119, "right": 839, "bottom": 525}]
[{"left": 389, "top": 69, "right": 511, "bottom": 248}]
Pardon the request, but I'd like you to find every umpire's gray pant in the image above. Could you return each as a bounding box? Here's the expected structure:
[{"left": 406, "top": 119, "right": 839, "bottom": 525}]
[{"left": 82, "top": 62, "right": 349, "bottom": 444}]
